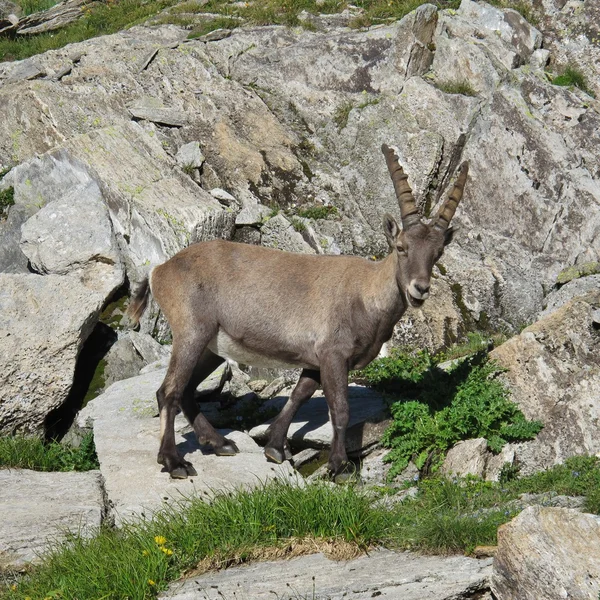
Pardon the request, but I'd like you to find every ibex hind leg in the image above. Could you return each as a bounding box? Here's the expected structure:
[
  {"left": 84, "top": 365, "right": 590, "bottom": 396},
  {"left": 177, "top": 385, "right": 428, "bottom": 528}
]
[
  {"left": 264, "top": 369, "right": 320, "bottom": 464},
  {"left": 180, "top": 348, "right": 239, "bottom": 457},
  {"left": 157, "top": 329, "right": 215, "bottom": 479}
]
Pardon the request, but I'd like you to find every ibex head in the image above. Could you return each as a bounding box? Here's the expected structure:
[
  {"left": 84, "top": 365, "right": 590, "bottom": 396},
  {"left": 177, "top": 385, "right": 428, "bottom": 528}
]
[{"left": 381, "top": 144, "right": 468, "bottom": 308}]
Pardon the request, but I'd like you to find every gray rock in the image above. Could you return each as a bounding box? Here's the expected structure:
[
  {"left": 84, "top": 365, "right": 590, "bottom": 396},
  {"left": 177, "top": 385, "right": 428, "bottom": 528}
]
[
  {"left": 0, "top": 273, "right": 105, "bottom": 434},
  {"left": 441, "top": 438, "right": 489, "bottom": 479},
  {"left": 160, "top": 548, "right": 492, "bottom": 600},
  {"left": 541, "top": 275, "right": 600, "bottom": 317},
  {"left": 77, "top": 369, "right": 297, "bottom": 522},
  {"left": 0, "top": 469, "right": 106, "bottom": 571},
  {"left": 129, "top": 331, "right": 171, "bottom": 364},
  {"left": 196, "top": 362, "right": 229, "bottom": 396},
  {"left": 491, "top": 291, "right": 600, "bottom": 475},
  {"left": 260, "top": 213, "right": 315, "bottom": 254},
  {"left": 176, "top": 141, "right": 204, "bottom": 169},
  {"left": 234, "top": 203, "right": 270, "bottom": 226},
  {"left": 13, "top": 0, "right": 88, "bottom": 36},
  {"left": 209, "top": 187, "right": 237, "bottom": 206},
  {"left": 249, "top": 384, "right": 387, "bottom": 454},
  {"left": 256, "top": 375, "right": 287, "bottom": 400},
  {"left": 492, "top": 506, "right": 600, "bottom": 600},
  {"left": 20, "top": 178, "right": 123, "bottom": 295},
  {"left": 0, "top": 204, "right": 29, "bottom": 273},
  {"left": 103, "top": 336, "right": 145, "bottom": 390}
]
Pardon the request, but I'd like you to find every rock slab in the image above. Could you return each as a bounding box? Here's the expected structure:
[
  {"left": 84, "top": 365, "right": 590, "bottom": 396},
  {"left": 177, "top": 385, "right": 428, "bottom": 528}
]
[
  {"left": 249, "top": 384, "right": 387, "bottom": 453},
  {"left": 492, "top": 506, "right": 600, "bottom": 600},
  {"left": 78, "top": 369, "right": 297, "bottom": 523},
  {"left": 0, "top": 469, "right": 105, "bottom": 572},
  {"left": 160, "top": 549, "right": 492, "bottom": 599}
]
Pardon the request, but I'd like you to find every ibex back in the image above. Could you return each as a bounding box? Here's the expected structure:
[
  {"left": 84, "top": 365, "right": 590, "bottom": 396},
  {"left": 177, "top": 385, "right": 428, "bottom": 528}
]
[{"left": 128, "top": 145, "right": 469, "bottom": 480}]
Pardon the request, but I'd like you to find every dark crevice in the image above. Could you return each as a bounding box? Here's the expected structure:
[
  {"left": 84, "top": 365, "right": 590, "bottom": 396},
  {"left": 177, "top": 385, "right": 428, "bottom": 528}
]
[{"left": 44, "top": 322, "right": 117, "bottom": 441}]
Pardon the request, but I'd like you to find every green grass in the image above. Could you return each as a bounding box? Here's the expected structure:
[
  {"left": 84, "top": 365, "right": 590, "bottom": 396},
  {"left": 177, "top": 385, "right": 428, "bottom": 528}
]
[
  {"left": 297, "top": 205, "right": 338, "bottom": 220},
  {"left": 1, "top": 0, "right": 463, "bottom": 63},
  {"left": 0, "top": 186, "right": 15, "bottom": 217},
  {"left": 0, "top": 432, "right": 99, "bottom": 472},
  {"left": 437, "top": 332, "right": 508, "bottom": 362},
  {"left": 14, "top": 0, "right": 60, "bottom": 16},
  {"left": 4, "top": 457, "right": 600, "bottom": 598},
  {"left": 1, "top": 481, "right": 392, "bottom": 600},
  {"left": 354, "top": 350, "right": 543, "bottom": 478},
  {"left": 486, "top": 0, "right": 539, "bottom": 24},
  {"left": 552, "top": 65, "right": 593, "bottom": 96},
  {"left": 435, "top": 79, "right": 478, "bottom": 97}
]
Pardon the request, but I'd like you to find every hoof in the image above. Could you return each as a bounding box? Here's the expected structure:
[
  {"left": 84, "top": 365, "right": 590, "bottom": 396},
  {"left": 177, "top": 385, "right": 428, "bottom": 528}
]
[
  {"left": 283, "top": 442, "right": 293, "bottom": 461},
  {"left": 264, "top": 446, "right": 287, "bottom": 464},
  {"left": 214, "top": 440, "right": 239, "bottom": 456},
  {"left": 168, "top": 460, "right": 197, "bottom": 479},
  {"left": 330, "top": 461, "right": 358, "bottom": 484}
]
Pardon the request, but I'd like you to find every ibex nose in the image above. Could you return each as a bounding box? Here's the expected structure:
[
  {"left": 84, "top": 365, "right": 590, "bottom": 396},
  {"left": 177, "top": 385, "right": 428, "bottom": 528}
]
[{"left": 414, "top": 282, "right": 430, "bottom": 297}]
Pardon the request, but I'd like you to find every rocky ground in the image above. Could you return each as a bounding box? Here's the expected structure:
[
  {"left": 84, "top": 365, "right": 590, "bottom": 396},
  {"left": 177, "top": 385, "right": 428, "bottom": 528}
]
[{"left": 1, "top": 0, "right": 600, "bottom": 598}]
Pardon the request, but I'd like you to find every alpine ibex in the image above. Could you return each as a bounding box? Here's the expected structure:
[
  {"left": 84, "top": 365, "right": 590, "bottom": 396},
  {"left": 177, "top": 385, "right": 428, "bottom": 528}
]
[{"left": 128, "top": 145, "right": 469, "bottom": 480}]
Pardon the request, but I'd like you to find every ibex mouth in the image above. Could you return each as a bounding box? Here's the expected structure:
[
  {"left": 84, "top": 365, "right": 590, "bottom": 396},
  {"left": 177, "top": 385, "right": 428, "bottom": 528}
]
[{"left": 407, "top": 292, "right": 426, "bottom": 308}]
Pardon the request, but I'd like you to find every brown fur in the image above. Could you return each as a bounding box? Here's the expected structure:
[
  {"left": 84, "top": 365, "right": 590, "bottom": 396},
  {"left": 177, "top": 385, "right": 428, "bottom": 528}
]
[{"left": 126, "top": 147, "right": 469, "bottom": 480}]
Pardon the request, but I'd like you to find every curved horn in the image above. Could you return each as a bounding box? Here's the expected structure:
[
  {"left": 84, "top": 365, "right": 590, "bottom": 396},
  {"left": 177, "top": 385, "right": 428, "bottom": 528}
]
[
  {"left": 381, "top": 144, "right": 421, "bottom": 229},
  {"left": 433, "top": 161, "right": 469, "bottom": 231}
]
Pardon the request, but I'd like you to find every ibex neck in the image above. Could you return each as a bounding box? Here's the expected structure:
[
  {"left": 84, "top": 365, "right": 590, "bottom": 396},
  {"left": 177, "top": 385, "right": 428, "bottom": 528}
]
[{"left": 369, "top": 251, "right": 407, "bottom": 319}]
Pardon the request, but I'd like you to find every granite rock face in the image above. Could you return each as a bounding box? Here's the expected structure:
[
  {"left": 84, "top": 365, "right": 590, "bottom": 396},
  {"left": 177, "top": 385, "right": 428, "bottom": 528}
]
[
  {"left": 492, "top": 506, "right": 600, "bottom": 600},
  {"left": 491, "top": 291, "right": 600, "bottom": 475}
]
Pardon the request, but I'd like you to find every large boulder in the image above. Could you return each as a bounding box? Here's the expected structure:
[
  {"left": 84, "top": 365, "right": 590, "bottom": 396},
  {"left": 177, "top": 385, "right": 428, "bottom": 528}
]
[
  {"left": 492, "top": 506, "right": 600, "bottom": 600},
  {"left": 0, "top": 273, "right": 105, "bottom": 434},
  {"left": 490, "top": 291, "right": 600, "bottom": 475},
  {"left": 0, "top": 469, "right": 106, "bottom": 572}
]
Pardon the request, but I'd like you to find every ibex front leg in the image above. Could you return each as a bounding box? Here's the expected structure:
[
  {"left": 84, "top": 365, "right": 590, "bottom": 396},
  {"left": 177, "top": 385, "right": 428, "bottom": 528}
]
[
  {"left": 320, "top": 354, "right": 353, "bottom": 482},
  {"left": 156, "top": 330, "right": 213, "bottom": 479}
]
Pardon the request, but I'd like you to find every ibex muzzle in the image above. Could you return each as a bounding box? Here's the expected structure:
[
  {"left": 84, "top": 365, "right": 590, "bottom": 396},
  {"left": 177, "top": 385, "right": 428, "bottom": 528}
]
[{"left": 127, "top": 145, "right": 468, "bottom": 481}]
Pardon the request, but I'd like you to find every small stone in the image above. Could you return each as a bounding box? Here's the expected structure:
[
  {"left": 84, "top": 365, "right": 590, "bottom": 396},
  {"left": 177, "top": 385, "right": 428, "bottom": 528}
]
[
  {"left": 210, "top": 187, "right": 238, "bottom": 206},
  {"left": 176, "top": 141, "right": 204, "bottom": 169}
]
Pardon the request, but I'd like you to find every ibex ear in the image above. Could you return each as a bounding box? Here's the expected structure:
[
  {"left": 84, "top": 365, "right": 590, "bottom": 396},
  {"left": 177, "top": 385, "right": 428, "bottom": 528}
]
[
  {"left": 383, "top": 213, "right": 400, "bottom": 248},
  {"left": 444, "top": 225, "right": 458, "bottom": 246}
]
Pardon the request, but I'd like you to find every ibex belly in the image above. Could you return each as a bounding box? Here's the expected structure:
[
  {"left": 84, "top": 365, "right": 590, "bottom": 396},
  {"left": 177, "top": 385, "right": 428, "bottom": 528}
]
[{"left": 207, "top": 330, "right": 313, "bottom": 370}]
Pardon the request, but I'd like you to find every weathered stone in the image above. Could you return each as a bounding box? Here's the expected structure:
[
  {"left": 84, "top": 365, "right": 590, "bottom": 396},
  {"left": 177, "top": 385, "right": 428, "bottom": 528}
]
[
  {"left": 64, "top": 122, "right": 232, "bottom": 282},
  {"left": 256, "top": 376, "right": 286, "bottom": 400},
  {"left": 175, "top": 141, "right": 204, "bottom": 169},
  {"left": 441, "top": 438, "right": 489, "bottom": 479},
  {"left": 541, "top": 274, "right": 600, "bottom": 317},
  {"left": 249, "top": 385, "right": 387, "bottom": 453},
  {"left": 20, "top": 177, "right": 123, "bottom": 295},
  {"left": 492, "top": 506, "right": 600, "bottom": 600},
  {"left": 0, "top": 273, "right": 105, "bottom": 434},
  {"left": 14, "top": 0, "right": 91, "bottom": 36},
  {"left": 260, "top": 213, "right": 315, "bottom": 254},
  {"left": 485, "top": 444, "right": 516, "bottom": 483},
  {"left": 0, "top": 469, "right": 105, "bottom": 571},
  {"left": 160, "top": 548, "right": 492, "bottom": 600},
  {"left": 209, "top": 187, "right": 237, "bottom": 206},
  {"left": 103, "top": 336, "right": 145, "bottom": 390},
  {"left": 234, "top": 203, "right": 270, "bottom": 226},
  {"left": 490, "top": 291, "right": 600, "bottom": 475},
  {"left": 77, "top": 369, "right": 296, "bottom": 522},
  {"left": 128, "top": 331, "right": 171, "bottom": 365}
]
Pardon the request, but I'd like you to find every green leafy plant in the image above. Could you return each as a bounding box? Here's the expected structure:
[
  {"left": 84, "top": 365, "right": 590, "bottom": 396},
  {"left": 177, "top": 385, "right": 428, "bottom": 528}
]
[
  {"left": 0, "top": 432, "right": 99, "bottom": 472},
  {"left": 355, "top": 350, "right": 543, "bottom": 478}
]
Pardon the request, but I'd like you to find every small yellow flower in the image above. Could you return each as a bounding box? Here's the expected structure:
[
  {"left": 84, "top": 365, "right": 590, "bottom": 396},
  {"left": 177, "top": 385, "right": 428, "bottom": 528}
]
[
  {"left": 148, "top": 579, "right": 156, "bottom": 586},
  {"left": 10, "top": 585, "right": 17, "bottom": 591},
  {"left": 160, "top": 547, "right": 173, "bottom": 555},
  {"left": 154, "top": 535, "right": 167, "bottom": 545},
  {"left": 142, "top": 550, "right": 149, "bottom": 556}
]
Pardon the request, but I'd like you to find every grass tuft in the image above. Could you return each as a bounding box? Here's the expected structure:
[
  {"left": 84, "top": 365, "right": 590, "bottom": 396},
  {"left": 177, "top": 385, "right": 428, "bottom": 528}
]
[
  {"left": 435, "top": 79, "right": 478, "bottom": 97},
  {"left": 297, "top": 205, "right": 338, "bottom": 220},
  {"left": 552, "top": 65, "right": 593, "bottom": 96},
  {"left": 0, "top": 432, "right": 99, "bottom": 472}
]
